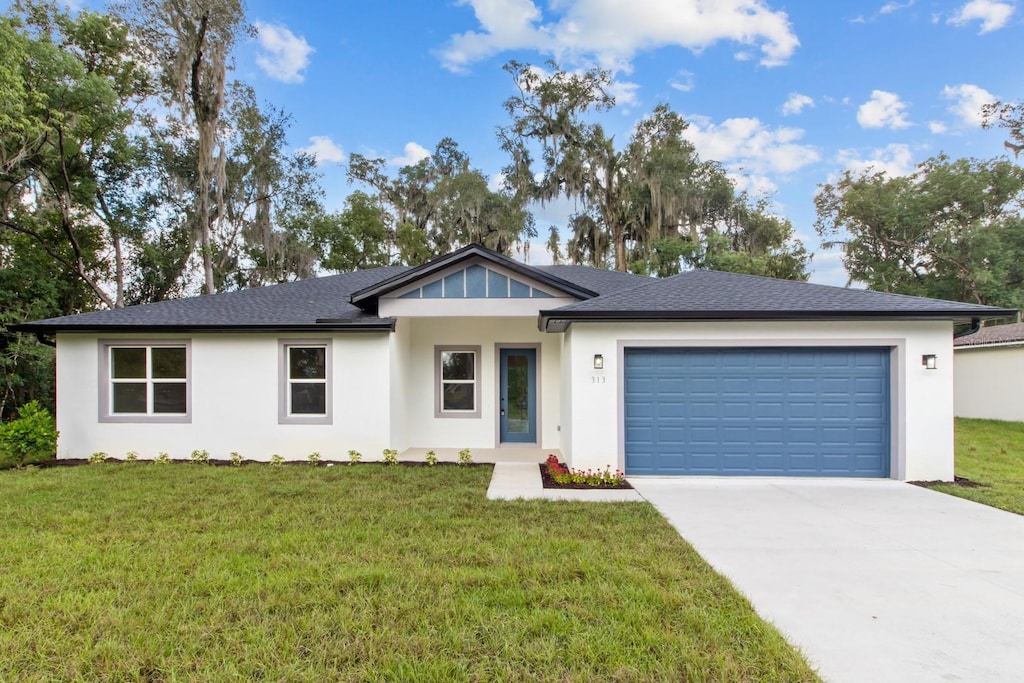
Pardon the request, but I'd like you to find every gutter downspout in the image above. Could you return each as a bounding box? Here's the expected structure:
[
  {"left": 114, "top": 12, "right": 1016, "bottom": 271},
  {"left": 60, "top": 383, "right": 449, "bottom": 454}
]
[
  {"left": 35, "top": 332, "right": 56, "bottom": 348},
  {"left": 953, "top": 317, "right": 981, "bottom": 340}
]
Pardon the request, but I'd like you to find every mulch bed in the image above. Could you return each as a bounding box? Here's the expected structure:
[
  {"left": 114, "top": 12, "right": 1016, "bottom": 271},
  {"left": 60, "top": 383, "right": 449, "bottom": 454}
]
[
  {"left": 23, "top": 458, "right": 488, "bottom": 469},
  {"left": 539, "top": 462, "right": 632, "bottom": 490},
  {"left": 910, "top": 475, "right": 987, "bottom": 488}
]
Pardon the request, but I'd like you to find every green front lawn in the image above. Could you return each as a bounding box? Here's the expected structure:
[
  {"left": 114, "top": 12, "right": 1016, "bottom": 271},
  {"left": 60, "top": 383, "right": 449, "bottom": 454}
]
[
  {"left": 928, "top": 418, "right": 1024, "bottom": 515},
  {"left": 0, "top": 464, "right": 818, "bottom": 682}
]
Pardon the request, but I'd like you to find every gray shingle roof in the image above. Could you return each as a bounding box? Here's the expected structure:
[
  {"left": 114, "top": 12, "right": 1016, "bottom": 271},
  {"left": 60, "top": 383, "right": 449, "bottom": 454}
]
[
  {"left": 954, "top": 321, "right": 1024, "bottom": 347},
  {"left": 14, "top": 247, "right": 1016, "bottom": 334},
  {"left": 541, "top": 270, "right": 1015, "bottom": 328},
  {"left": 17, "top": 267, "right": 411, "bottom": 332},
  {"left": 534, "top": 265, "right": 653, "bottom": 295}
]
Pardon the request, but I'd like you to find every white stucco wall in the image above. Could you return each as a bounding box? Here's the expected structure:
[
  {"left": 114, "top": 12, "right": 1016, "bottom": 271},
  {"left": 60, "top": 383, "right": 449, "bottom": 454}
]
[
  {"left": 400, "top": 317, "right": 562, "bottom": 450},
  {"left": 388, "top": 320, "right": 412, "bottom": 451},
  {"left": 954, "top": 345, "right": 1024, "bottom": 422},
  {"left": 55, "top": 332, "right": 393, "bottom": 461},
  {"left": 561, "top": 320, "right": 955, "bottom": 481}
]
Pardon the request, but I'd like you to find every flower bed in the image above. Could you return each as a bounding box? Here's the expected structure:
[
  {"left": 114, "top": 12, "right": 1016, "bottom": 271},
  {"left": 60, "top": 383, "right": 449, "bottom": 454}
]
[{"left": 540, "top": 455, "right": 631, "bottom": 490}]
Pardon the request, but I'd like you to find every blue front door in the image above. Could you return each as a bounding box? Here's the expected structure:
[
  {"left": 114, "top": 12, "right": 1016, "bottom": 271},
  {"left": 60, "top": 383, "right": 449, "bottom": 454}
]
[{"left": 500, "top": 348, "right": 537, "bottom": 443}]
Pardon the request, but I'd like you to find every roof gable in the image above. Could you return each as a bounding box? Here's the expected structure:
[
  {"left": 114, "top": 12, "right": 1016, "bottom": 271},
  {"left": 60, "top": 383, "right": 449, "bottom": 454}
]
[
  {"left": 393, "top": 262, "right": 557, "bottom": 301},
  {"left": 349, "top": 244, "right": 596, "bottom": 308}
]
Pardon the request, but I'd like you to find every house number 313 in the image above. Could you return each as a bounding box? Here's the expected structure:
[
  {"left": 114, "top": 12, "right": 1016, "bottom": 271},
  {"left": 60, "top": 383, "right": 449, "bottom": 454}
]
[{"left": 591, "top": 375, "right": 606, "bottom": 384}]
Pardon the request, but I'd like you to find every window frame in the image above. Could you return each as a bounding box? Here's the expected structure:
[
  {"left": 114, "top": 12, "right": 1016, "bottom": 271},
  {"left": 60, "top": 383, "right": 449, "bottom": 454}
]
[
  {"left": 279, "top": 339, "right": 333, "bottom": 425},
  {"left": 98, "top": 339, "right": 192, "bottom": 423},
  {"left": 435, "top": 345, "right": 482, "bottom": 419}
]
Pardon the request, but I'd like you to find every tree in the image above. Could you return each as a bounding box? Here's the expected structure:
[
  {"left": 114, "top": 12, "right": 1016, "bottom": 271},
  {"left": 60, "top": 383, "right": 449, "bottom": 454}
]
[
  {"left": 316, "top": 191, "right": 390, "bottom": 272},
  {"left": 117, "top": 0, "right": 249, "bottom": 294},
  {"left": 982, "top": 100, "right": 1024, "bottom": 158},
  {"left": 346, "top": 138, "right": 534, "bottom": 264},
  {"left": 815, "top": 155, "right": 1024, "bottom": 308},
  {"left": 0, "top": 2, "right": 153, "bottom": 309},
  {"left": 499, "top": 61, "right": 809, "bottom": 278},
  {"left": 208, "top": 85, "right": 321, "bottom": 290}
]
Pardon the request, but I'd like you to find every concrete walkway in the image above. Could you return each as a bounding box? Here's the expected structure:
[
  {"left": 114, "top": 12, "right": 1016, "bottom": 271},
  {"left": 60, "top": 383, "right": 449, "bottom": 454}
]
[
  {"left": 486, "top": 462, "right": 643, "bottom": 502},
  {"left": 629, "top": 478, "right": 1024, "bottom": 683}
]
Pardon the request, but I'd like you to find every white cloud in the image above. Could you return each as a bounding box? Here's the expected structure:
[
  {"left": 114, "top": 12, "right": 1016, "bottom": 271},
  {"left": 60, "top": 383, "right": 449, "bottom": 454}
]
[
  {"left": 857, "top": 90, "right": 911, "bottom": 129},
  {"left": 942, "top": 83, "right": 996, "bottom": 126},
  {"left": 836, "top": 143, "right": 916, "bottom": 178},
  {"left": 948, "top": 0, "right": 1014, "bottom": 33},
  {"left": 669, "top": 70, "right": 695, "bottom": 92},
  {"left": 439, "top": 0, "right": 799, "bottom": 73},
  {"left": 928, "top": 120, "right": 948, "bottom": 134},
  {"left": 781, "top": 93, "right": 814, "bottom": 116},
  {"left": 682, "top": 116, "right": 820, "bottom": 195},
  {"left": 388, "top": 142, "right": 432, "bottom": 167},
  {"left": 607, "top": 79, "right": 641, "bottom": 107},
  {"left": 730, "top": 172, "right": 780, "bottom": 196},
  {"left": 254, "top": 21, "right": 314, "bottom": 83},
  {"left": 850, "top": 1, "right": 914, "bottom": 24},
  {"left": 487, "top": 171, "right": 507, "bottom": 193},
  {"left": 298, "top": 136, "right": 345, "bottom": 165},
  {"left": 880, "top": 0, "right": 915, "bottom": 14},
  {"left": 808, "top": 250, "right": 853, "bottom": 287}
]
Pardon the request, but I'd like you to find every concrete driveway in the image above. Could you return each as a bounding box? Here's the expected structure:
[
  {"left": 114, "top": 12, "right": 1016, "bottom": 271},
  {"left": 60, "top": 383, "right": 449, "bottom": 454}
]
[{"left": 629, "top": 478, "right": 1024, "bottom": 683}]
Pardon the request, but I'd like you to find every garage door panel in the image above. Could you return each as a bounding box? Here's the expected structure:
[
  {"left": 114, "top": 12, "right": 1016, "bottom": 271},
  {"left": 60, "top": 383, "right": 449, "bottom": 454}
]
[{"left": 624, "top": 347, "right": 890, "bottom": 477}]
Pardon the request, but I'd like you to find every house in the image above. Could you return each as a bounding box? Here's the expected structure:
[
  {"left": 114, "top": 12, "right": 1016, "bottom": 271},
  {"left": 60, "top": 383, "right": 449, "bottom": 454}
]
[
  {"left": 954, "top": 321, "right": 1024, "bottom": 422},
  {"left": 15, "top": 244, "right": 1014, "bottom": 480}
]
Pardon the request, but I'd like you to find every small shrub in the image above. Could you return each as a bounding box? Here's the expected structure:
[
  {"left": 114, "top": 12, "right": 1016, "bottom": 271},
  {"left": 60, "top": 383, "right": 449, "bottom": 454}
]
[
  {"left": 154, "top": 452, "right": 171, "bottom": 465},
  {"left": 457, "top": 448, "right": 473, "bottom": 466},
  {"left": 0, "top": 401, "right": 58, "bottom": 469},
  {"left": 229, "top": 452, "right": 244, "bottom": 466},
  {"left": 425, "top": 450, "right": 438, "bottom": 466},
  {"left": 348, "top": 450, "right": 361, "bottom": 465},
  {"left": 190, "top": 449, "right": 210, "bottom": 464},
  {"left": 125, "top": 451, "right": 139, "bottom": 463},
  {"left": 89, "top": 451, "right": 108, "bottom": 465},
  {"left": 308, "top": 452, "right": 321, "bottom": 466},
  {"left": 269, "top": 454, "right": 284, "bottom": 467},
  {"left": 383, "top": 448, "right": 398, "bottom": 465},
  {"left": 545, "top": 455, "right": 625, "bottom": 487}
]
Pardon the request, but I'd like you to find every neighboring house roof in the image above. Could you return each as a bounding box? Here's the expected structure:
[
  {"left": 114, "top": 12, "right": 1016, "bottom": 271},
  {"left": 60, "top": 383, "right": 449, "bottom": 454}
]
[
  {"left": 953, "top": 321, "right": 1024, "bottom": 348},
  {"left": 13, "top": 245, "right": 1017, "bottom": 334},
  {"left": 539, "top": 270, "right": 1016, "bottom": 331}
]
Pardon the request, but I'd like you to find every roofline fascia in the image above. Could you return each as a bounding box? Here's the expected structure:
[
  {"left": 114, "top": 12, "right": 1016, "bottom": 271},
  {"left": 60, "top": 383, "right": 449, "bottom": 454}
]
[
  {"left": 539, "top": 308, "right": 1018, "bottom": 332},
  {"left": 349, "top": 245, "right": 598, "bottom": 305},
  {"left": 10, "top": 320, "right": 397, "bottom": 334}
]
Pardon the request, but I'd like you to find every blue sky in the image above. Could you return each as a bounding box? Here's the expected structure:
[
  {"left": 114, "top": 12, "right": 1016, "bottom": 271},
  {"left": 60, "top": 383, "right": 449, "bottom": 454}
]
[{"left": 76, "top": 1, "right": 1023, "bottom": 284}]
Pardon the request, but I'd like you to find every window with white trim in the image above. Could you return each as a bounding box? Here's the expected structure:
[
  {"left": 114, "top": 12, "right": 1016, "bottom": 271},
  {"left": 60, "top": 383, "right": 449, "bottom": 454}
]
[
  {"left": 104, "top": 344, "right": 189, "bottom": 418},
  {"left": 279, "top": 341, "right": 332, "bottom": 424},
  {"left": 435, "top": 346, "right": 481, "bottom": 418}
]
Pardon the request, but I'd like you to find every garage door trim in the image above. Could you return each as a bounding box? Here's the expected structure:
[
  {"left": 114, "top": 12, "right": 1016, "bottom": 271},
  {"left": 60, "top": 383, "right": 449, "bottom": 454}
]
[{"left": 616, "top": 339, "right": 903, "bottom": 479}]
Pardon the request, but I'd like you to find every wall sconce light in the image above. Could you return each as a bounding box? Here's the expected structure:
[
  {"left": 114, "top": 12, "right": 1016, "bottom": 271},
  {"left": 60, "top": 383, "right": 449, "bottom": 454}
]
[
  {"left": 922, "top": 354, "right": 937, "bottom": 370},
  {"left": 593, "top": 354, "right": 604, "bottom": 370}
]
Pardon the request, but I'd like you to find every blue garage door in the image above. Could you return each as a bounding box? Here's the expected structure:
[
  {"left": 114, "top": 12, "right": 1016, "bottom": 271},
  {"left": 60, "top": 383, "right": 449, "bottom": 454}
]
[{"left": 624, "top": 347, "right": 890, "bottom": 477}]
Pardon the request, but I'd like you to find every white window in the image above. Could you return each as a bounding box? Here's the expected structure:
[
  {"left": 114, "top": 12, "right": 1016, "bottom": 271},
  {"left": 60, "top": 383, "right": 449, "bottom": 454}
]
[
  {"left": 435, "top": 346, "right": 481, "bottom": 418},
  {"left": 100, "top": 342, "right": 190, "bottom": 422},
  {"left": 279, "top": 341, "right": 332, "bottom": 424}
]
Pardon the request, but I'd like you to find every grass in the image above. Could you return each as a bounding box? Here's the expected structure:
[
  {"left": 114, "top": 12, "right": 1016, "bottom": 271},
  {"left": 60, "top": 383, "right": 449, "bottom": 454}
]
[
  {"left": 926, "top": 418, "right": 1024, "bottom": 515},
  {"left": 0, "top": 464, "right": 819, "bottom": 682}
]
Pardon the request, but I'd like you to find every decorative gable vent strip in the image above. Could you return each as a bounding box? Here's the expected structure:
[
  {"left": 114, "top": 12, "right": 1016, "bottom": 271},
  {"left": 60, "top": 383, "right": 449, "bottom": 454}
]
[{"left": 399, "top": 264, "right": 554, "bottom": 300}]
